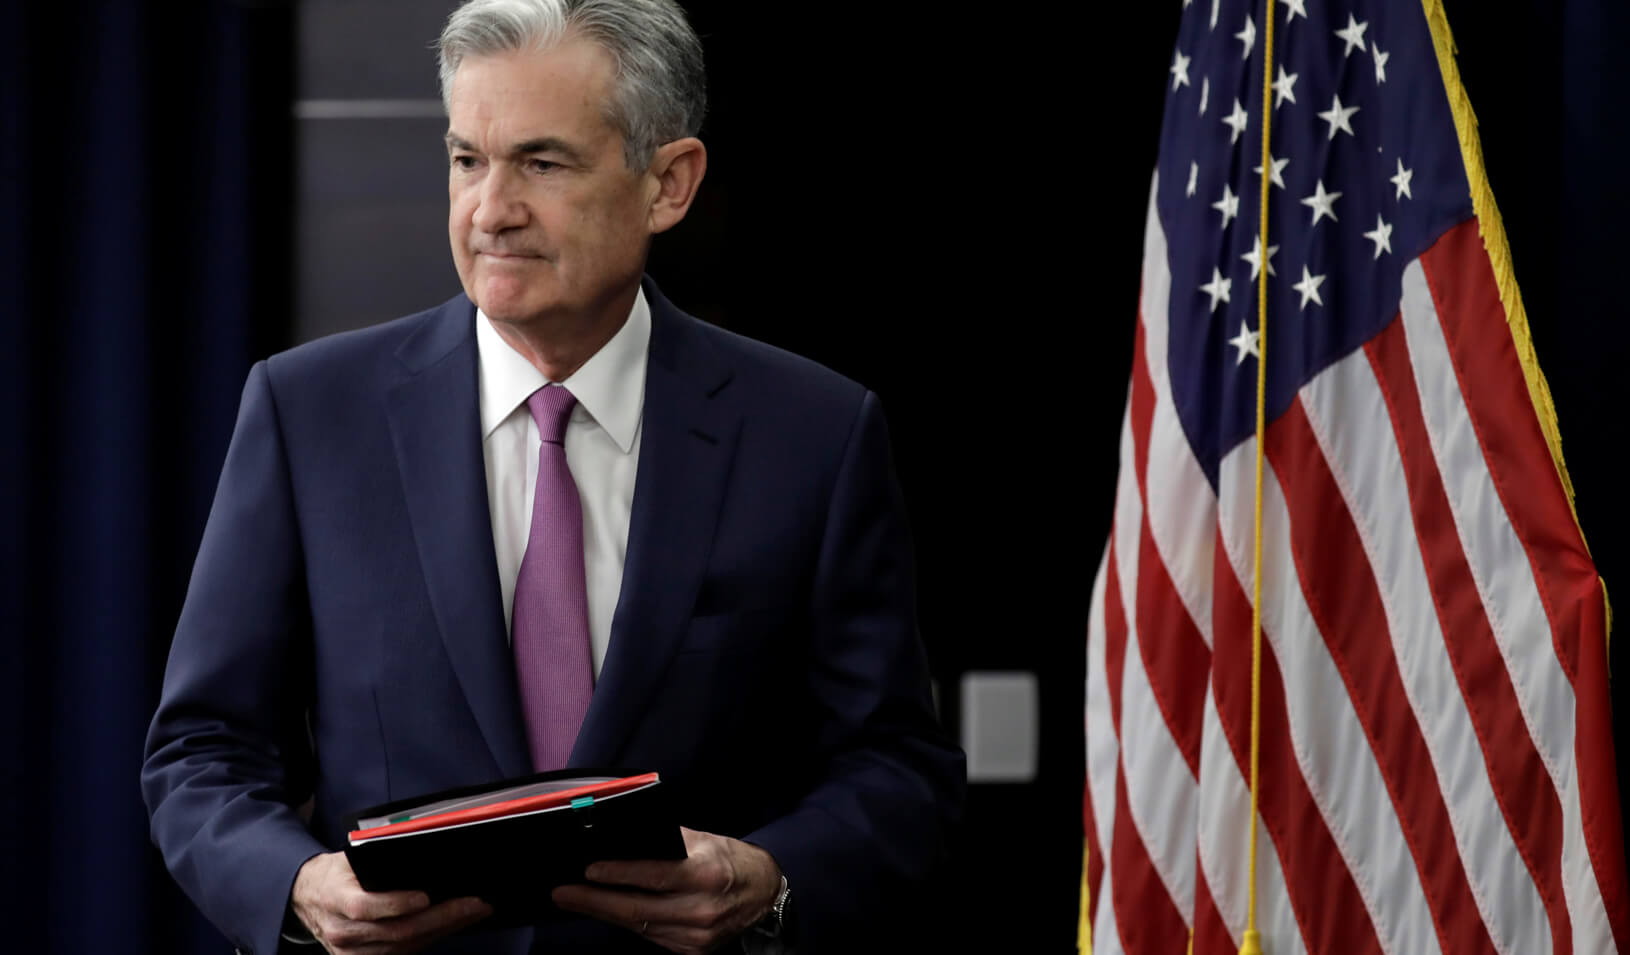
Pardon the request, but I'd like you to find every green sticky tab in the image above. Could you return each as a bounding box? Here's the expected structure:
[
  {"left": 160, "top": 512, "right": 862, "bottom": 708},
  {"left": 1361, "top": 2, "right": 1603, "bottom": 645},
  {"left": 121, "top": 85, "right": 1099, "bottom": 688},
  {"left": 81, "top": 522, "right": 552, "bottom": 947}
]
[
  {"left": 571, "top": 796, "right": 595, "bottom": 810},
  {"left": 389, "top": 814, "right": 413, "bottom": 824}
]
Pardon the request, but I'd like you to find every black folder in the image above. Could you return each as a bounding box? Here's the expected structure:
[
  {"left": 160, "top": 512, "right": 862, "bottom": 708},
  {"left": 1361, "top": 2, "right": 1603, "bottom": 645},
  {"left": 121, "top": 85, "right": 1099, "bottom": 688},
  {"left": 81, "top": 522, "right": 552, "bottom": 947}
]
[{"left": 343, "top": 767, "right": 685, "bottom": 925}]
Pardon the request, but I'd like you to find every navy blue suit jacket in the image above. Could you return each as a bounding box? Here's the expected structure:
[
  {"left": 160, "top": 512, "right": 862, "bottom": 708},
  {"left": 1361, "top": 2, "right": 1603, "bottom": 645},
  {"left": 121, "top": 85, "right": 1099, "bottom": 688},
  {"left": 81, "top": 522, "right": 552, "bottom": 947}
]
[{"left": 142, "top": 280, "right": 965, "bottom": 954}]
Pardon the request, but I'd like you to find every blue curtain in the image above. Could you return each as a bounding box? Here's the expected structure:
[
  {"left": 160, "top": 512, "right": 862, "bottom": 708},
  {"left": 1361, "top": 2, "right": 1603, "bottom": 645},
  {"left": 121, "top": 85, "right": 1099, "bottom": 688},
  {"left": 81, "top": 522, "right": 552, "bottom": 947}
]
[
  {"left": 0, "top": 2, "right": 291, "bottom": 951},
  {"left": 1554, "top": 0, "right": 1630, "bottom": 873},
  {"left": 1445, "top": 0, "right": 1630, "bottom": 870}
]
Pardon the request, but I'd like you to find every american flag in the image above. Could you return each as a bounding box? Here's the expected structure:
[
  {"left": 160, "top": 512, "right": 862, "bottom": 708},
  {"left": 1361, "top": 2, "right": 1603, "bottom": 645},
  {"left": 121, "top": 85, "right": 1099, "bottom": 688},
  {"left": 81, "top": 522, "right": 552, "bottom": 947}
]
[{"left": 1082, "top": 1, "right": 1630, "bottom": 952}]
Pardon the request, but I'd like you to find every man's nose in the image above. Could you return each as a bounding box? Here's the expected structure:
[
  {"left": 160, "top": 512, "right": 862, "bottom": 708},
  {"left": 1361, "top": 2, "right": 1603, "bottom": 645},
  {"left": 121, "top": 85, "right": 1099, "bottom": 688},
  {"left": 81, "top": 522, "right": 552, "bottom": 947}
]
[{"left": 471, "top": 165, "right": 528, "bottom": 234}]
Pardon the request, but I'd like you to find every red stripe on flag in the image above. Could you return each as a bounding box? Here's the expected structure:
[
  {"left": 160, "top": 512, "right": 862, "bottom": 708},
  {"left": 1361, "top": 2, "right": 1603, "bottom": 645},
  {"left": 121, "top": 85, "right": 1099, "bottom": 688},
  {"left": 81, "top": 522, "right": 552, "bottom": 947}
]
[
  {"left": 1129, "top": 318, "right": 1209, "bottom": 775},
  {"left": 1419, "top": 220, "right": 1593, "bottom": 681},
  {"left": 1191, "top": 862, "right": 1235, "bottom": 955},
  {"left": 1366, "top": 317, "right": 1571, "bottom": 949},
  {"left": 1111, "top": 763, "right": 1190, "bottom": 954},
  {"left": 1084, "top": 772, "right": 1104, "bottom": 935},
  {"left": 1134, "top": 522, "right": 1209, "bottom": 775},
  {"left": 1264, "top": 396, "right": 1496, "bottom": 954},
  {"left": 1419, "top": 222, "right": 1630, "bottom": 948},
  {"left": 1130, "top": 320, "right": 1154, "bottom": 482},
  {"left": 1572, "top": 574, "right": 1629, "bottom": 949},
  {"left": 1211, "top": 529, "right": 1383, "bottom": 955},
  {"left": 1104, "top": 544, "right": 1129, "bottom": 736}
]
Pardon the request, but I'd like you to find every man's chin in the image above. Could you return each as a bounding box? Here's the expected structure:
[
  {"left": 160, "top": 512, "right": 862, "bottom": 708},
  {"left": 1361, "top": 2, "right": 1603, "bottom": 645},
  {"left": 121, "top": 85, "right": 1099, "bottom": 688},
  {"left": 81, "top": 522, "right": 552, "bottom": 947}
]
[
  {"left": 472, "top": 283, "right": 558, "bottom": 325},
  {"left": 477, "top": 303, "right": 549, "bottom": 327}
]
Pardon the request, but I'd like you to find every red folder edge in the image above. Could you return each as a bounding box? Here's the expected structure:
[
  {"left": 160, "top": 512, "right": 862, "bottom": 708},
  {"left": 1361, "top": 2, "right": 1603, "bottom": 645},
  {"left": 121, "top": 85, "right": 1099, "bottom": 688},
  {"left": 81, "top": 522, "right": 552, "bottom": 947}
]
[{"left": 347, "top": 772, "right": 661, "bottom": 844}]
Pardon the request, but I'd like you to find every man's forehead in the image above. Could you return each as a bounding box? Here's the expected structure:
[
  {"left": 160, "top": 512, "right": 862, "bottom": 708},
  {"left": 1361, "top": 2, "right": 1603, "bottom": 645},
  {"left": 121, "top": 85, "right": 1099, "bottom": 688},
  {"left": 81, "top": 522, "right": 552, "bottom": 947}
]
[{"left": 445, "top": 40, "right": 618, "bottom": 147}]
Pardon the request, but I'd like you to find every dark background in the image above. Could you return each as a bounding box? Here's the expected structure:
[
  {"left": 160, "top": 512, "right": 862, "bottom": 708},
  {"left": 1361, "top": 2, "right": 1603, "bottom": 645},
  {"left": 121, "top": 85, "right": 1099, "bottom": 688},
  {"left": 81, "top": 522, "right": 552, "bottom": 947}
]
[{"left": 1, "top": 1, "right": 1625, "bottom": 952}]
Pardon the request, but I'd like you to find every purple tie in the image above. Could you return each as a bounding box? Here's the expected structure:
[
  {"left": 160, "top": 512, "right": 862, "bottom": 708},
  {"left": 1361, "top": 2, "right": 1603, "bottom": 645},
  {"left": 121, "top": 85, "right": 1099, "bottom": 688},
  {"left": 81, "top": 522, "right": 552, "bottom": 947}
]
[{"left": 511, "top": 385, "right": 594, "bottom": 772}]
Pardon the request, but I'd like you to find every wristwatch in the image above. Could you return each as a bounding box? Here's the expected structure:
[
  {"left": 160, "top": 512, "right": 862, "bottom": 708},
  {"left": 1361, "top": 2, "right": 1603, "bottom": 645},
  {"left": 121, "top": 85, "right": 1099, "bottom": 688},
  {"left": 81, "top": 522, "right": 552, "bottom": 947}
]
[{"left": 752, "top": 874, "right": 791, "bottom": 938}]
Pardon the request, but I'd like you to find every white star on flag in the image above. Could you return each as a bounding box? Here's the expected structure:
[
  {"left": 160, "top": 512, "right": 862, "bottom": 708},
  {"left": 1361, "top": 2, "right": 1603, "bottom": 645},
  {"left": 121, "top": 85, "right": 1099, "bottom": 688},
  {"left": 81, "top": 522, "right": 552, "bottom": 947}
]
[
  {"left": 1301, "top": 179, "right": 1342, "bottom": 225},
  {"left": 1255, "top": 153, "right": 1289, "bottom": 189},
  {"left": 1212, "top": 184, "right": 1240, "bottom": 227},
  {"left": 1242, "top": 235, "right": 1279, "bottom": 279},
  {"left": 1236, "top": 15, "right": 1256, "bottom": 60},
  {"left": 1199, "top": 77, "right": 1210, "bottom": 115},
  {"left": 1318, "top": 94, "right": 1360, "bottom": 140},
  {"left": 1391, "top": 158, "right": 1414, "bottom": 199},
  {"left": 1187, "top": 161, "right": 1198, "bottom": 197},
  {"left": 1292, "top": 264, "right": 1326, "bottom": 308},
  {"left": 1171, "top": 51, "right": 1192, "bottom": 90},
  {"left": 1228, "top": 321, "right": 1261, "bottom": 364},
  {"left": 1282, "top": 0, "right": 1307, "bottom": 22},
  {"left": 1200, "top": 267, "right": 1232, "bottom": 312},
  {"left": 1222, "top": 99, "right": 1249, "bottom": 144},
  {"left": 1336, "top": 14, "right": 1369, "bottom": 57},
  {"left": 1373, "top": 43, "right": 1390, "bottom": 83},
  {"left": 1273, "top": 66, "right": 1298, "bottom": 108},
  {"left": 1364, "top": 214, "right": 1393, "bottom": 259}
]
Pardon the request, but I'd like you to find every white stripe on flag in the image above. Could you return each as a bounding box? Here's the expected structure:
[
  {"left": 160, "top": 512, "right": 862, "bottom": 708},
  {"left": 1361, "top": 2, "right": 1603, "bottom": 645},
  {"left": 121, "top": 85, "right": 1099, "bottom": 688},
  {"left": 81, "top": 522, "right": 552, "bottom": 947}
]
[
  {"left": 1196, "top": 690, "right": 1307, "bottom": 955},
  {"left": 1142, "top": 377, "right": 1219, "bottom": 651},
  {"left": 1113, "top": 394, "right": 1143, "bottom": 648},
  {"left": 1398, "top": 262, "right": 1615, "bottom": 952},
  {"left": 1217, "top": 441, "right": 1441, "bottom": 955},
  {"left": 1138, "top": 172, "right": 1173, "bottom": 399},
  {"left": 1398, "top": 262, "right": 1572, "bottom": 784},
  {"left": 1140, "top": 174, "right": 1217, "bottom": 649},
  {"left": 1299, "top": 347, "right": 1543, "bottom": 955},
  {"left": 1094, "top": 859, "right": 1124, "bottom": 955},
  {"left": 1119, "top": 626, "right": 1198, "bottom": 925},
  {"left": 1563, "top": 754, "right": 1615, "bottom": 952},
  {"left": 1086, "top": 538, "right": 1119, "bottom": 865}
]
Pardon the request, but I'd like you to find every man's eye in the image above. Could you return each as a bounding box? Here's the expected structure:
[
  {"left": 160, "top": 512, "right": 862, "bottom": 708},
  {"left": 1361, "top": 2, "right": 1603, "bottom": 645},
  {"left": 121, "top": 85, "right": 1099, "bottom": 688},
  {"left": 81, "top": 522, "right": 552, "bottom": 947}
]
[
  {"left": 530, "top": 159, "right": 559, "bottom": 173},
  {"left": 450, "top": 155, "right": 478, "bottom": 170}
]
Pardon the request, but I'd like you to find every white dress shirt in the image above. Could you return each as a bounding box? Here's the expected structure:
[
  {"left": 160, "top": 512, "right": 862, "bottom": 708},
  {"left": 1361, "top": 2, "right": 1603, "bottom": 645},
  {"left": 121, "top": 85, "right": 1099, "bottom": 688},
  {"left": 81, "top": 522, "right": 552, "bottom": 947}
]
[
  {"left": 476, "top": 290, "right": 649, "bottom": 676},
  {"left": 475, "top": 295, "right": 792, "bottom": 953}
]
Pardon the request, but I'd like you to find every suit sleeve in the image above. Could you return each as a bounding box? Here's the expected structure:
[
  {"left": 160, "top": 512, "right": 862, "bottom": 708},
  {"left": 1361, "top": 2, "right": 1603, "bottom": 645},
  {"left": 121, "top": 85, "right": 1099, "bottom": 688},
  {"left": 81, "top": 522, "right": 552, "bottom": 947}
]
[
  {"left": 141, "top": 361, "right": 327, "bottom": 955},
  {"left": 743, "top": 390, "right": 967, "bottom": 950}
]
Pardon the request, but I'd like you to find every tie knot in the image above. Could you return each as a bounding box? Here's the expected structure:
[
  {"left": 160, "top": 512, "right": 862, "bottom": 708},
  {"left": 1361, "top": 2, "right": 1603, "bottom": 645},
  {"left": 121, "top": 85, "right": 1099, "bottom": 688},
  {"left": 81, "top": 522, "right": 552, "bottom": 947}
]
[{"left": 526, "top": 385, "right": 577, "bottom": 445}]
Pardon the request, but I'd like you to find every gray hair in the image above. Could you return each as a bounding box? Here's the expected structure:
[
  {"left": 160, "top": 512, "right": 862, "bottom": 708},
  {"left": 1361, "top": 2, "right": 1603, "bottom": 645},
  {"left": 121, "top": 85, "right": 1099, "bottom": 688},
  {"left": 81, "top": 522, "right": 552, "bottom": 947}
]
[{"left": 437, "top": 0, "right": 706, "bottom": 170}]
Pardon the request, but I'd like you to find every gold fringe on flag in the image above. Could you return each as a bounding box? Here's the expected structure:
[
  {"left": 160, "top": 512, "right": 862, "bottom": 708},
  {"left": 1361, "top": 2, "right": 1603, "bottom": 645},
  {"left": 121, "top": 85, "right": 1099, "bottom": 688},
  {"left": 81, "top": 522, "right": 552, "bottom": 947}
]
[{"left": 1078, "top": 839, "right": 1092, "bottom": 954}]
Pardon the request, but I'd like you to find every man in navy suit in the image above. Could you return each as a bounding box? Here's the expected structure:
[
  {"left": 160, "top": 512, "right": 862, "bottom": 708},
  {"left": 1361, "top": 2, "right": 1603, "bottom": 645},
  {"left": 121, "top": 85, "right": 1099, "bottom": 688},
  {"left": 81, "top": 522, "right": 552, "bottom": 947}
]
[{"left": 141, "top": 1, "right": 963, "bottom": 953}]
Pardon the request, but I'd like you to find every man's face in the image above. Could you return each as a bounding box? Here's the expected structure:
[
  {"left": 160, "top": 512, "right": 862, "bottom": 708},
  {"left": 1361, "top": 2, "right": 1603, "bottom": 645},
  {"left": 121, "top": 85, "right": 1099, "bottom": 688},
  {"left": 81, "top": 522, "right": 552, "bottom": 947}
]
[{"left": 446, "top": 38, "right": 655, "bottom": 327}]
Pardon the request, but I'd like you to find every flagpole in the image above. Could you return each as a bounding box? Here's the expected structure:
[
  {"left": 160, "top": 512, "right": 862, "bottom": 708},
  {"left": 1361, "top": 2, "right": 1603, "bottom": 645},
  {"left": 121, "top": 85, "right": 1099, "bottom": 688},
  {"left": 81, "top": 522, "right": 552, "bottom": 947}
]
[{"left": 1242, "top": 1, "right": 1278, "bottom": 953}]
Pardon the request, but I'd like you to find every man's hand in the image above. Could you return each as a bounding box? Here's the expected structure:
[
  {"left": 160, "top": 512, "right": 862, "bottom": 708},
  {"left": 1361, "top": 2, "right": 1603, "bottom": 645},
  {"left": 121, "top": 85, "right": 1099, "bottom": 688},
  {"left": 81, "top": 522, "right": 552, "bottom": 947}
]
[
  {"left": 290, "top": 851, "right": 493, "bottom": 954},
  {"left": 551, "top": 827, "right": 782, "bottom": 955}
]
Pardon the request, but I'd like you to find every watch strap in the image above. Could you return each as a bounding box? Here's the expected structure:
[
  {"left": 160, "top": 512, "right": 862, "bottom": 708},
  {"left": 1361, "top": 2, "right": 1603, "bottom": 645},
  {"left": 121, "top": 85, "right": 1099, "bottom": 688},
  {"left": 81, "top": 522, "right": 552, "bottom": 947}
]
[{"left": 752, "top": 874, "right": 790, "bottom": 938}]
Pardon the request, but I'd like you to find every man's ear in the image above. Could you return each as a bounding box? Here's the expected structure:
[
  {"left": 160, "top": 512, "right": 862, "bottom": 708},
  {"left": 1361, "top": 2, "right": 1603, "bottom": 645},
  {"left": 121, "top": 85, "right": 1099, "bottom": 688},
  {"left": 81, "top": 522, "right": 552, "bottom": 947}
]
[{"left": 646, "top": 137, "right": 707, "bottom": 235}]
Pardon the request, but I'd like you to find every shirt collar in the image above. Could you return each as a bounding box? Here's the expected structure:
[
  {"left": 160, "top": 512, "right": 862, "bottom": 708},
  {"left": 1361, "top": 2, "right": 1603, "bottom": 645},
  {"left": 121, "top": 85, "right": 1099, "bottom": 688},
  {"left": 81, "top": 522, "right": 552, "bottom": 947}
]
[{"left": 475, "top": 288, "right": 650, "bottom": 453}]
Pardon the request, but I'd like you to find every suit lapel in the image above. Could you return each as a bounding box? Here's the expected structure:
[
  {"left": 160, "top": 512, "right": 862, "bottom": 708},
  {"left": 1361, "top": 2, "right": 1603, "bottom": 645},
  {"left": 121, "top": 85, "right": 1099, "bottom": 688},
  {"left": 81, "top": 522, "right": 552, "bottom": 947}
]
[
  {"left": 385, "top": 297, "right": 532, "bottom": 780},
  {"left": 571, "top": 284, "right": 739, "bottom": 767}
]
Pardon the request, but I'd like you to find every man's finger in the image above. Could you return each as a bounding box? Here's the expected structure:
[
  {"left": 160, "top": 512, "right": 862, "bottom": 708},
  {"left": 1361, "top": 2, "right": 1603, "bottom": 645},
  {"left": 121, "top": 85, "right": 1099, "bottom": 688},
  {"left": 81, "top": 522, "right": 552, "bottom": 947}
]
[
  {"left": 678, "top": 826, "right": 708, "bottom": 852},
  {"left": 373, "top": 896, "right": 493, "bottom": 945},
  {"left": 583, "top": 858, "right": 688, "bottom": 891},
  {"left": 334, "top": 887, "right": 433, "bottom": 922},
  {"left": 553, "top": 883, "right": 681, "bottom": 926},
  {"left": 325, "top": 896, "right": 492, "bottom": 951}
]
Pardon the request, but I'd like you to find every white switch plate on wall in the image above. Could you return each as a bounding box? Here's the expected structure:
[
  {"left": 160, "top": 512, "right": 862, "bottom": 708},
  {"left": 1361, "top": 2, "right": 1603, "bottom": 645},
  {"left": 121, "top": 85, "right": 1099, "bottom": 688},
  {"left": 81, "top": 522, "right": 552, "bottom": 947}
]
[{"left": 961, "top": 670, "right": 1038, "bottom": 783}]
